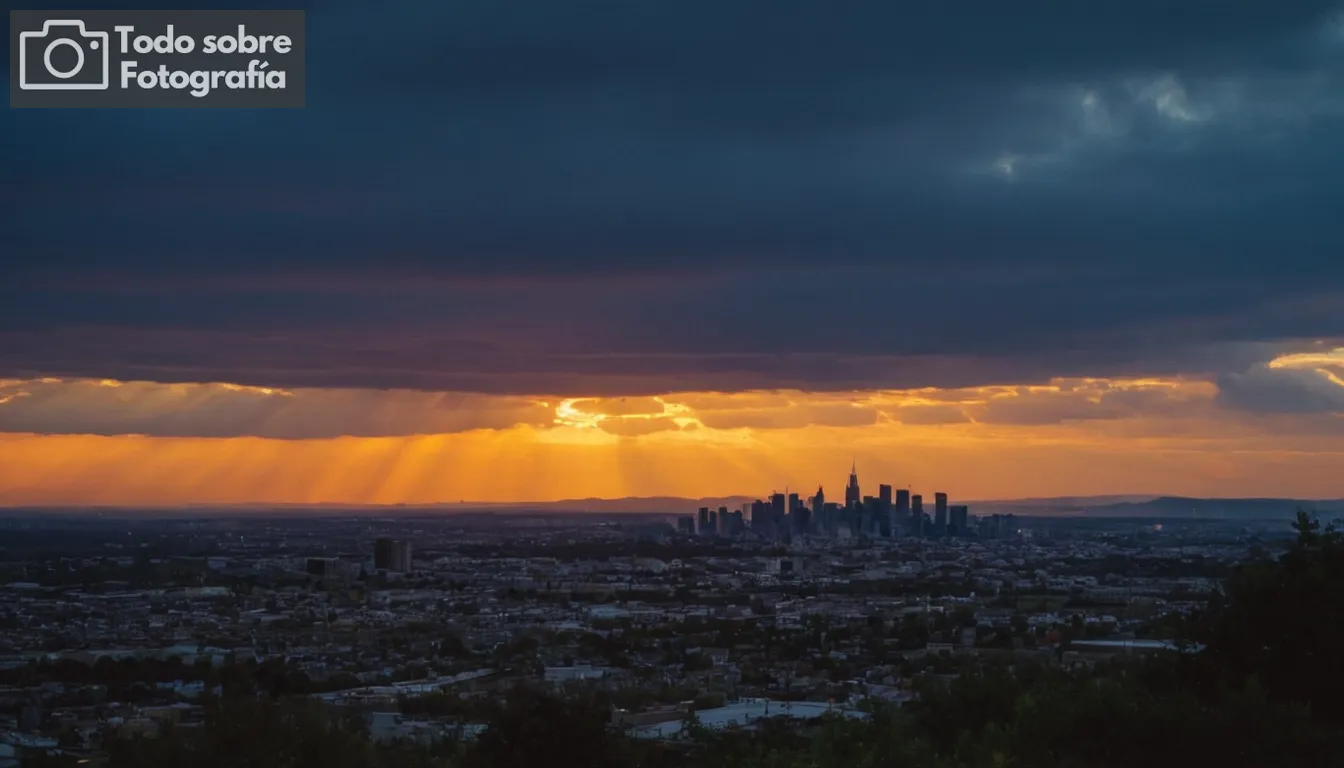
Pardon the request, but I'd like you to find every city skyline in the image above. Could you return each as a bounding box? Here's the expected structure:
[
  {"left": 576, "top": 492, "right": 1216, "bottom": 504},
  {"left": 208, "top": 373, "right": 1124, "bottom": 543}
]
[
  {"left": 6, "top": 1, "right": 1344, "bottom": 506},
  {"left": 687, "top": 463, "right": 985, "bottom": 542}
]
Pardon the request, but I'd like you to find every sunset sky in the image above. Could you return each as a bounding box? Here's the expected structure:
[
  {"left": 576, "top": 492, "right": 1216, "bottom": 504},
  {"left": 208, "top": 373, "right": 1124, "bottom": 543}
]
[{"left": 5, "top": 1, "right": 1344, "bottom": 505}]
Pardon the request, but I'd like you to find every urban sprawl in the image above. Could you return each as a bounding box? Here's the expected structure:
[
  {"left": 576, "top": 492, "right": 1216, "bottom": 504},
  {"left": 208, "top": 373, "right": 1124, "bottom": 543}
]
[{"left": 0, "top": 474, "right": 1324, "bottom": 765}]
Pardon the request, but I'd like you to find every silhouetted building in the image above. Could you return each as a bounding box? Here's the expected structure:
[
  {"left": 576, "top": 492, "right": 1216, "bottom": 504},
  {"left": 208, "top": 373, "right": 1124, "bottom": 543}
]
[
  {"left": 823, "top": 502, "right": 841, "bottom": 523},
  {"left": 810, "top": 485, "right": 826, "bottom": 532},
  {"left": 979, "top": 513, "right": 1017, "bottom": 539},
  {"left": 793, "top": 505, "right": 811, "bottom": 534},
  {"left": 770, "top": 493, "right": 786, "bottom": 534},
  {"left": 374, "top": 537, "right": 412, "bottom": 572},
  {"left": 950, "top": 505, "right": 969, "bottom": 536},
  {"left": 844, "top": 463, "right": 861, "bottom": 510},
  {"left": 698, "top": 507, "right": 712, "bottom": 536},
  {"left": 727, "top": 509, "right": 745, "bottom": 536},
  {"left": 911, "top": 495, "right": 924, "bottom": 536},
  {"left": 894, "top": 488, "right": 910, "bottom": 533},
  {"left": 677, "top": 516, "right": 696, "bottom": 535},
  {"left": 872, "top": 484, "right": 892, "bottom": 536},
  {"left": 934, "top": 492, "right": 948, "bottom": 536},
  {"left": 716, "top": 506, "right": 729, "bottom": 536},
  {"left": 861, "top": 496, "right": 877, "bottom": 535}
]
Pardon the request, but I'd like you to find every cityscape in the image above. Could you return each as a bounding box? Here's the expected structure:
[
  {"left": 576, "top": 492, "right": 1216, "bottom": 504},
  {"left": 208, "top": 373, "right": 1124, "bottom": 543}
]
[
  {"left": 6, "top": 0, "right": 1344, "bottom": 765},
  {"left": 683, "top": 465, "right": 1011, "bottom": 542},
  {"left": 0, "top": 494, "right": 1337, "bottom": 766}
]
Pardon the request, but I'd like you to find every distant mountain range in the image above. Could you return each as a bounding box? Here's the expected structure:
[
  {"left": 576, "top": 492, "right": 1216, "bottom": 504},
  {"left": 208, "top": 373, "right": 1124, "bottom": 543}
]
[
  {"left": 968, "top": 495, "right": 1344, "bottom": 519},
  {"left": 500, "top": 494, "right": 1344, "bottom": 519},
  {"left": 6, "top": 495, "right": 1343, "bottom": 519}
]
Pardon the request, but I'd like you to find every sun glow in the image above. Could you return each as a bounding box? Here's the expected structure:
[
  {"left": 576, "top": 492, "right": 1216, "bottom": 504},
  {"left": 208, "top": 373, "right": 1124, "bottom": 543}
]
[{"left": 2, "top": 373, "right": 1344, "bottom": 505}]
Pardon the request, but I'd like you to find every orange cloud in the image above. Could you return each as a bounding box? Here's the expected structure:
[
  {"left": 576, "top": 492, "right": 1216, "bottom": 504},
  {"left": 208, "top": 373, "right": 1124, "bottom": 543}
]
[
  {"left": 3, "top": 419, "right": 1344, "bottom": 506},
  {"left": 1, "top": 364, "right": 1343, "bottom": 504},
  {"left": 892, "top": 404, "right": 969, "bottom": 425},
  {"left": 569, "top": 397, "right": 669, "bottom": 417},
  {"left": 0, "top": 379, "right": 552, "bottom": 438},
  {"left": 597, "top": 415, "right": 685, "bottom": 437}
]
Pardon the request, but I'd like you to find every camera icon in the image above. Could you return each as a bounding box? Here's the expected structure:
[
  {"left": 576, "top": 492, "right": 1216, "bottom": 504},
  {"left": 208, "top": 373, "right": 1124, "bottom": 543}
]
[{"left": 18, "top": 20, "right": 110, "bottom": 91}]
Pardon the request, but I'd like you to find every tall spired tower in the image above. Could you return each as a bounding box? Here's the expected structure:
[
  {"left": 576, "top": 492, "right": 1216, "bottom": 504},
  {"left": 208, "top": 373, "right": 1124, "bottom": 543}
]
[{"left": 844, "top": 462, "right": 861, "bottom": 510}]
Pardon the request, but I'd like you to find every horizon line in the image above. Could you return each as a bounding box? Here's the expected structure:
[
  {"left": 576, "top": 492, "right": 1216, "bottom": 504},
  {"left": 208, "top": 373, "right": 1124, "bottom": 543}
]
[{"left": 2, "top": 492, "right": 1343, "bottom": 511}]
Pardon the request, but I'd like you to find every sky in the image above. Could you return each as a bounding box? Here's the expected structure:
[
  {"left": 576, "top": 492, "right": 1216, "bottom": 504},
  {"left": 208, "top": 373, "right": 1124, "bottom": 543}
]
[{"left": 4, "top": 0, "right": 1344, "bottom": 505}]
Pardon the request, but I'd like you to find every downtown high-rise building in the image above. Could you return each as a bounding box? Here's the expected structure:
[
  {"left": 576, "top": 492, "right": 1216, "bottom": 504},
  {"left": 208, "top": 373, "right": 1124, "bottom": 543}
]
[
  {"left": 844, "top": 463, "right": 861, "bottom": 510},
  {"left": 770, "top": 493, "right": 787, "bottom": 537},
  {"left": 876, "top": 484, "right": 893, "bottom": 537},
  {"left": 949, "top": 505, "right": 969, "bottom": 536},
  {"left": 728, "top": 509, "right": 746, "bottom": 536},
  {"left": 934, "top": 492, "right": 948, "bottom": 536},
  {"left": 895, "top": 488, "right": 911, "bottom": 533}
]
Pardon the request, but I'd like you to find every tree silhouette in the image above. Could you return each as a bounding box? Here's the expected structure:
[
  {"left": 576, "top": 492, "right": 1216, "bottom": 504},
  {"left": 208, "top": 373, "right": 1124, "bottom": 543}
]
[
  {"left": 465, "top": 688, "right": 629, "bottom": 768},
  {"left": 1198, "top": 509, "right": 1344, "bottom": 722}
]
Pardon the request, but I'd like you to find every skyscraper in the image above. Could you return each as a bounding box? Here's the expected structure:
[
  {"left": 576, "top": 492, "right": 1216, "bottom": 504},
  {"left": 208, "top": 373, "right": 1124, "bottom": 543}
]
[
  {"left": 950, "top": 505, "right": 969, "bottom": 536},
  {"left": 876, "top": 484, "right": 893, "bottom": 537},
  {"left": 844, "top": 462, "right": 861, "bottom": 510},
  {"left": 911, "top": 494, "right": 924, "bottom": 536},
  {"left": 811, "top": 485, "right": 827, "bottom": 534},
  {"left": 728, "top": 509, "right": 745, "bottom": 536},
  {"left": 895, "top": 488, "right": 910, "bottom": 532},
  {"left": 934, "top": 492, "right": 948, "bottom": 536},
  {"left": 374, "top": 537, "right": 412, "bottom": 572},
  {"left": 794, "top": 504, "right": 811, "bottom": 534}
]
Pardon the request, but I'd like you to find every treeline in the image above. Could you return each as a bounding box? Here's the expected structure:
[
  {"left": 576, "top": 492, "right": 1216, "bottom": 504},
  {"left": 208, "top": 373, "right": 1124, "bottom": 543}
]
[{"left": 70, "top": 664, "right": 1344, "bottom": 768}]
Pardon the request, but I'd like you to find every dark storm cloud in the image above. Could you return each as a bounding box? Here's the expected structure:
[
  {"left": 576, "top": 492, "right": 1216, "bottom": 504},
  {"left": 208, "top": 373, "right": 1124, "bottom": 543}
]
[
  {"left": 1217, "top": 366, "right": 1344, "bottom": 414},
  {"left": 3, "top": 0, "right": 1344, "bottom": 394}
]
